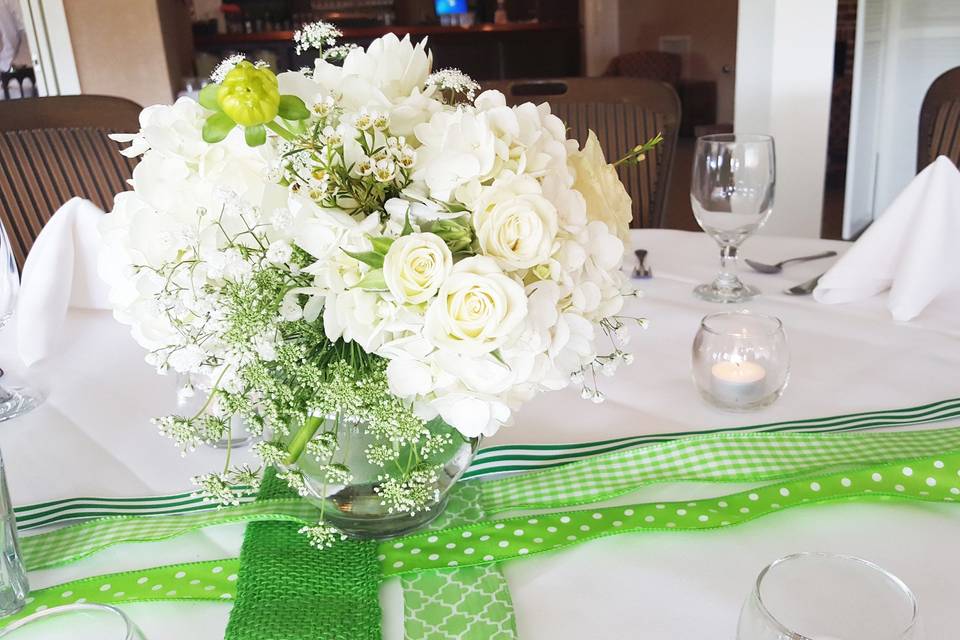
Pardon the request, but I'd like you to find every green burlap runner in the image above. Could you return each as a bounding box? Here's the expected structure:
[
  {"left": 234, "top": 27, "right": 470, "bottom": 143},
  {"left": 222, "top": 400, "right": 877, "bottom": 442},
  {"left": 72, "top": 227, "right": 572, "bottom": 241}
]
[{"left": 224, "top": 469, "right": 382, "bottom": 640}]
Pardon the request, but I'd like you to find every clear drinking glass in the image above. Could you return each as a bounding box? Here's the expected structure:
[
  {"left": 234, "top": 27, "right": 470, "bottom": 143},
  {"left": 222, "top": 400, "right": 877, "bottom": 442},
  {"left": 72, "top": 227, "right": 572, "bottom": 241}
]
[
  {"left": 0, "top": 449, "right": 28, "bottom": 618},
  {"left": 691, "top": 133, "right": 775, "bottom": 303},
  {"left": 737, "top": 553, "right": 923, "bottom": 640},
  {"left": 0, "top": 220, "right": 41, "bottom": 422},
  {"left": 0, "top": 603, "right": 146, "bottom": 639},
  {"left": 691, "top": 311, "right": 789, "bottom": 411}
]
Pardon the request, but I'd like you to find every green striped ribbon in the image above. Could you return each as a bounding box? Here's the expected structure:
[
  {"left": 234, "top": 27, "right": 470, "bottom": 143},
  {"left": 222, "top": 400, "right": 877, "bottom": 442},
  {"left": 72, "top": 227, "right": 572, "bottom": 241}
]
[{"left": 14, "top": 397, "right": 960, "bottom": 530}]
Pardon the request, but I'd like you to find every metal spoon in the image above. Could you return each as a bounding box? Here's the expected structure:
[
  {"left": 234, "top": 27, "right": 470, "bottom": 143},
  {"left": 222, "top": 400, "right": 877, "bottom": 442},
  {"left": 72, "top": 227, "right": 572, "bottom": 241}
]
[
  {"left": 783, "top": 272, "right": 826, "bottom": 296},
  {"left": 745, "top": 250, "right": 838, "bottom": 274}
]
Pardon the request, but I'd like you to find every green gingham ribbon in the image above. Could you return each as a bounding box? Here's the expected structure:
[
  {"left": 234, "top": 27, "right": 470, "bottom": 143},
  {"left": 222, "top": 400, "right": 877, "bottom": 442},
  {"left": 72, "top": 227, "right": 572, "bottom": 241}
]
[
  {"left": 480, "top": 426, "right": 960, "bottom": 513},
  {"left": 21, "top": 499, "right": 317, "bottom": 571},
  {"left": 15, "top": 397, "right": 960, "bottom": 530}
]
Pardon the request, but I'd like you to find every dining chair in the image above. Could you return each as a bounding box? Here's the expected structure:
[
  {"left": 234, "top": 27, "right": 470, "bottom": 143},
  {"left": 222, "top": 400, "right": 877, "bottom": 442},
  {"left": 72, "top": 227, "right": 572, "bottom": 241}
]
[
  {"left": 0, "top": 95, "right": 141, "bottom": 269},
  {"left": 603, "top": 51, "right": 682, "bottom": 86},
  {"left": 917, "top": 66, "right": 960, "bottom": 172},
  {"left": 483, "top": 77, "right": 681, "bottom": 229}
]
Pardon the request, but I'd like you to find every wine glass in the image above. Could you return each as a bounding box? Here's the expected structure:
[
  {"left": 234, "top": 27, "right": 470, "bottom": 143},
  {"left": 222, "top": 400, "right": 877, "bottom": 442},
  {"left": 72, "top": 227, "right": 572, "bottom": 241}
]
[
  {"left": 0, "top": 219, "right": 41, "bottom": 422},
  {"left": 691, "top": 134, "right": 775, "bottom": 303},
  {"left": 737, "top": 552, "right": 924, "bottom": 640}
]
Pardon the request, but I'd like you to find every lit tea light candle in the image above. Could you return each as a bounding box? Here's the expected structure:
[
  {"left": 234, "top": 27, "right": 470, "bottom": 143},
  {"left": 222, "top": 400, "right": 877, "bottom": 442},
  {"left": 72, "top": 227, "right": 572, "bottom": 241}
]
[{"left": 710, "top": 360, "right": 767, "bottom": 406}]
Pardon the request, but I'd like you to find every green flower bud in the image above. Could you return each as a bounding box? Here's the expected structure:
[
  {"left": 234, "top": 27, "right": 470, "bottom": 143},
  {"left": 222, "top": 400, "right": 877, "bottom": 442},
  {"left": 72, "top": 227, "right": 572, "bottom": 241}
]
[
  {"left": 217, "top": 61, "right": 280, "bottom": 127},
  {"left": 430, "top": 218, "right": 473, "bottom": 254}
]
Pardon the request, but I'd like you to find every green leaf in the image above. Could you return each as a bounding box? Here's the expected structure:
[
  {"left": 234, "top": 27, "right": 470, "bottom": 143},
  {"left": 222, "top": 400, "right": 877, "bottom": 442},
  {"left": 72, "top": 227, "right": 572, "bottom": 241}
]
[
  {"left": 244, "top": 124, "right": 266, "bottom": 147},
  {"left": 278, "top": 94, "right": 310, "bottom": 121},
  {"left": 490, "top": 349, "right": 507, "bottom": 366},
  {"left": 401, "top": 212, "right": 415, "bottom": 236},
  {"left": 354, "top": 268, "right": 387, "bottom": 291},
  {"left": 368, "top": 236, "right": 395, "bottom": 255},
  {"left": 198, "top": 83, "right": 221, "bottom": 111},
  {"left": 342, "top": 248, "right": 384, "bottom": 269},
  {"left": 202, "top": 111, "right": 235, "bottom": 143}
]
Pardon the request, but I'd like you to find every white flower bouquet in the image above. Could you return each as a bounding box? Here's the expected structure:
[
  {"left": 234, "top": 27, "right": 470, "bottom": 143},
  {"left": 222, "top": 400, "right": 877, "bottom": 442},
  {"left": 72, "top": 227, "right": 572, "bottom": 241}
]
[{"left": 101, "top": 24, "right": 658, "bottom": 542}]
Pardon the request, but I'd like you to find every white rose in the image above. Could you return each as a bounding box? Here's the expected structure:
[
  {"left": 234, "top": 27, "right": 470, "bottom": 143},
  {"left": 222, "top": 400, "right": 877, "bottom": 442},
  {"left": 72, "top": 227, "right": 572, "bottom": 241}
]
[
  {"left": 473, "top": 175, "right": 558, "bottom": 270},
  {"left": 569, "top": 130, "right": 633, "bottom": 245},
  {"left": 425, "top": 256, "right": 527, "bottom": 357},
  {"left": 383, "top": 232, "right": 453, "bottom": 304}
]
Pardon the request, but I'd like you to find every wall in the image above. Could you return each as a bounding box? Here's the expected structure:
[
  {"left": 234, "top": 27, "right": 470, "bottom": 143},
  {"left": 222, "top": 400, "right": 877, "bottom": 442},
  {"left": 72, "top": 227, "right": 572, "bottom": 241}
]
[
  {"left": 617, "top": 0, "right": 738, "bottom": 123},
  {"left": 735, "top": 0, "right": 838, "bottom": 238},
  {"left": 61, "top": 0, "right": 184, "bottom": 106}
]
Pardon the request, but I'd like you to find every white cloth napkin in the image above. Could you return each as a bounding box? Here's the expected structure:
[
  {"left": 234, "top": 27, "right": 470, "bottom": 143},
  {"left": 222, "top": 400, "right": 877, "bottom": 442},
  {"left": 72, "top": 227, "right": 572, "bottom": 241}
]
[
  {"left": 17, "top": 197, "right": 109, "bottom": 365},
  {"left": 814, "top": 156, "right": 960, "bottom": 321}
]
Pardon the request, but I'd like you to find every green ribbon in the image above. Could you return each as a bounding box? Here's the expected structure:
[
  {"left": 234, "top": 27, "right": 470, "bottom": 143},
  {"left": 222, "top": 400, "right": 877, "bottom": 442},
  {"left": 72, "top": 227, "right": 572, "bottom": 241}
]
[
  {"left": 380, "top": 449, "right": 960, "bottom": 575},
  {"left": 4, "top": 559, "right": 240, "bottom": 626},
  {"left": 10, "top": 426, "right": 960, "bottom": 635}
]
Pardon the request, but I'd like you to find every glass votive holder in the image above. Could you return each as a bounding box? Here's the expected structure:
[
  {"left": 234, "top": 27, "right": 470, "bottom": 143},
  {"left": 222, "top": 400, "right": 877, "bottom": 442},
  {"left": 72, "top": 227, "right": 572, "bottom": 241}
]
[
  {"left": 691, "top": 311, "right": 789, "bottom": 411},
  {"left": 737, "top": 552, "right": 922, "bottom": 640}
]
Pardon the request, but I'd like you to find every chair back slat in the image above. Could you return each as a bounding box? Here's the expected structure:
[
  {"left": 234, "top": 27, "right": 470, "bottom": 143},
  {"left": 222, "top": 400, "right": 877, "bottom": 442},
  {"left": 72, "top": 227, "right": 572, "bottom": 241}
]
[
  {"left": 918, "top": 67, "right": 960, "bottom": 172},
  {"left": 0, "top": 96, "right": 141, "bottom": 269},
  {"left": 482, "top": 78, "right": 680, "bottom": 228}
]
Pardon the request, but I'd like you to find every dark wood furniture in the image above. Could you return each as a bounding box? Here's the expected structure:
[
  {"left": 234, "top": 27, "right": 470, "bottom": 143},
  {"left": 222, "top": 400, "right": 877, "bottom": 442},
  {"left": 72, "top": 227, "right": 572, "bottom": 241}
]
[
  {"left": 195, "top": 22, "right": 581, "bottom": 81},
  {"left": 0, "top": 96, "right": 142, "bottom": 268},
  {"left": 483, "top": 78, "right": 681, "bottom": 229},
  {"left": 918, "top": 66, "right": 960, "bottom": 172}
]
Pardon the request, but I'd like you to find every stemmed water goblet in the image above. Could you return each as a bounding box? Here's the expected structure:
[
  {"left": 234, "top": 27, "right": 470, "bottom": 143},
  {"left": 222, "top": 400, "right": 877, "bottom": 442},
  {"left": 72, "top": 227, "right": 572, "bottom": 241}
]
[{"left": 691, "top": 133, "right": 775, "bottom": 303}]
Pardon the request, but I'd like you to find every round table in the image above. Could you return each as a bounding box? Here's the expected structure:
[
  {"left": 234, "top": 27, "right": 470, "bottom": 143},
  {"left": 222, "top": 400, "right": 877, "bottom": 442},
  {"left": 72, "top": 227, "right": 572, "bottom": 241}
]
[{"left": 3, "top": 229, "right": 959, "bottom": 638}]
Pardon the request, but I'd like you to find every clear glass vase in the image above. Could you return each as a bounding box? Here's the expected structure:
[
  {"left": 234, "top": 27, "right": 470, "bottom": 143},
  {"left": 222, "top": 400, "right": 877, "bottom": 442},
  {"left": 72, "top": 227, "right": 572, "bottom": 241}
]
[{"left": 286, "top": 415, "right": 478, "bottom": 539}]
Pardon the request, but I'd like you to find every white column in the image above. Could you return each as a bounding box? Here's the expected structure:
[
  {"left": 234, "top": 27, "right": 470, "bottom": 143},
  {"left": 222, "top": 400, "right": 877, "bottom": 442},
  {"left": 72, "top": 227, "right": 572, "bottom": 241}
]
[{"left": 735, "top": 0, "right": 838, "bottom": 238}]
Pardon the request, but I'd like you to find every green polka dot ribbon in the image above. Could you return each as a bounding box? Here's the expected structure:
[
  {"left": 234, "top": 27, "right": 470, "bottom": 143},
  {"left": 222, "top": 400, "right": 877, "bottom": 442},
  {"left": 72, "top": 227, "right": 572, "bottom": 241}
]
[
  {"left": 378, "top": 451, "right": 960, "bottom": 575},
  {"left": 6, "top": 559, "right": 241, "bottom": 625}
]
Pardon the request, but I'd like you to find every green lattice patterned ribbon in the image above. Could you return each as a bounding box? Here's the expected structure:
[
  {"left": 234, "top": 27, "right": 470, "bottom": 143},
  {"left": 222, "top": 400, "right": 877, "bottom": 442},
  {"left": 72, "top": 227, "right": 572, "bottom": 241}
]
[{"left": 9, "top": 448, "right": 960, "bottom": 629}]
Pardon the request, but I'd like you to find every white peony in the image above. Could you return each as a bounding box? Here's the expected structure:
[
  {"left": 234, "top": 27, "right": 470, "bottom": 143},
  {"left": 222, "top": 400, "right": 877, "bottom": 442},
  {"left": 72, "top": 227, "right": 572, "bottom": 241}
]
[
  {"left": 472, "top": 174, "right": 558, "bottom": 270},
  {"left": 383, "top": 232, "right": 453, "bottom": 304},
  {"left": 570, "top": 130, "right": 634, "bottom": 245},
  {"left": 424, "top": 256, "right": 527, "bottom": 357}
]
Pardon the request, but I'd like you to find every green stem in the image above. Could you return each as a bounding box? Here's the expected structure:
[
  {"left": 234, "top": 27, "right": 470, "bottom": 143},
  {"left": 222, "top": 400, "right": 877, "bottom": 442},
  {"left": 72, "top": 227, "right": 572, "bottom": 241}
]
[
  {"left": 266, "top": 121, "right": 296, "bottom": 142},
  {"left": 286, "top": 415, "right": 323, "bottom": 465}
]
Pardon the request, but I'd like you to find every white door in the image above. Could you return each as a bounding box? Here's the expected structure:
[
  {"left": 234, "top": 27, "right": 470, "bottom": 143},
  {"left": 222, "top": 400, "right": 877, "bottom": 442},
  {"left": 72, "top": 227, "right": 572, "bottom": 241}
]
[
  {"left": 17, "top": 0, "right": 79, "bottom": 96},
  {"left": 844, "top": 0, "right": 960, "bottom": 238}
]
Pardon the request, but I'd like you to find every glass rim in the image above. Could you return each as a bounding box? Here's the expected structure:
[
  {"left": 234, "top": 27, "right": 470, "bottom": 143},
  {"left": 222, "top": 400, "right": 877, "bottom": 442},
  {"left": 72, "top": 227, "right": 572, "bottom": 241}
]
[
  {"left": 696, "top": 133, "right": 773, "bottom": 144},
  {"left": 752, "top": 552, "right": 920, "bottom": 640},
  {"left": 699, "top": 311, "right": 783, "bottom": 338},
  {"left": 0, "top": 603, "right": 139, "bottom": 639}
]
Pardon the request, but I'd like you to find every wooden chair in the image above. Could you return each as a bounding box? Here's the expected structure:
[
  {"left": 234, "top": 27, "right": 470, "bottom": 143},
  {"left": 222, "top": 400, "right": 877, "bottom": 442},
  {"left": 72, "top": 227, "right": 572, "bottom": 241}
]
[
  {"left": 603, "top": 51, "right": 682, "bottom": 86},
  {"left": 917, "top": 67, "right": 960, "bottom": 172},
  {"left": 483, "top": 77, "right": 681, "bottom": 229},
  {"left": 0, "top": 95, "right": 141, "bottom": 269}
]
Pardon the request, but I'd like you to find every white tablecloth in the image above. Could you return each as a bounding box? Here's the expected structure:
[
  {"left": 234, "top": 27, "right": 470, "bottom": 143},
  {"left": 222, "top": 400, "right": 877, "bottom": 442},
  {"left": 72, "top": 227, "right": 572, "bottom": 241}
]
[{"left": 2, "top": 229, "right": 959, "bottom": 638}]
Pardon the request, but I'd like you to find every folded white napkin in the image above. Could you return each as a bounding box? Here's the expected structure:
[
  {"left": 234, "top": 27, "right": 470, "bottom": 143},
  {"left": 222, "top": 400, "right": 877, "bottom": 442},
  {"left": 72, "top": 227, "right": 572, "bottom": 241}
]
[
  {"left": 17, "top": 197, "right": 109, "bottom": 365},
  {"left": 814, "top": 156, "right": 960, "bottom": 321}
]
